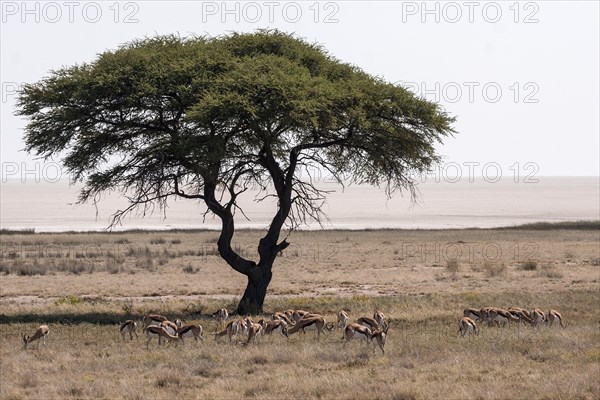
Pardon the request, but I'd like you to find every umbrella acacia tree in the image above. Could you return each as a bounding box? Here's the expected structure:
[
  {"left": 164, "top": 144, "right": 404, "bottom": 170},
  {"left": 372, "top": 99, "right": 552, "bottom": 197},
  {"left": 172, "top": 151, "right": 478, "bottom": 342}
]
[{"left": 17, "top": 31, "right": 455, "bottom": 314}]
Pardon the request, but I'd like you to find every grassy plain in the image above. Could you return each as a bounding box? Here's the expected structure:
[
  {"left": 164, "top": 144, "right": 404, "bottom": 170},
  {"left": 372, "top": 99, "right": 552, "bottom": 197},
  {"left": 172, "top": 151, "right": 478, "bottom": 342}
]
[{"left": 0, "top": 226, "right": 599, "bottom": 399}]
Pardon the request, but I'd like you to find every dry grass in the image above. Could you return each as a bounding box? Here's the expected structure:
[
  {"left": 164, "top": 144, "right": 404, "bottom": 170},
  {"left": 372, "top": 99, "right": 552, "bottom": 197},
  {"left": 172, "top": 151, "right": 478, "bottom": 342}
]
[
  {"left": 518, "top": 260, "right": 538, "bottom": 271},
  {"left": 0, "top": 228, "right": 599, "bottom": 399},
  {"left": 1, "top": 290, "right": 598, "bottom": 400},
  {"left": 1, "top": 229, "right": 598, "bottom": 299}
]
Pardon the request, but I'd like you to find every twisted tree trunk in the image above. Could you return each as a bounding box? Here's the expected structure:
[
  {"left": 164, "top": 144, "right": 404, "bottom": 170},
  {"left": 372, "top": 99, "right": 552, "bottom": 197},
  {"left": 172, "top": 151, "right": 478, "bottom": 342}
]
[
  {"left": 237, "top": 265, "right": 273, "bottom": 315},
  {"left": 236, "top": 236, "right": 290, "bottom": 315}
]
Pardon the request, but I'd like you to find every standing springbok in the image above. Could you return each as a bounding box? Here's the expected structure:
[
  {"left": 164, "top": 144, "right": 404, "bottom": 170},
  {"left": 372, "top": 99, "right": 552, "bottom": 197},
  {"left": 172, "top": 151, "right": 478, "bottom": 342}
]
[
  {"left": 23, "top": 325, "right": 49, "bottom": 349},
  {"left": 374, "top": 310, "right": 389, "bottom": 330},
  {"left": 357, "top": 316, "right": 382, "bottom": 331},
  {"left": 244, "top": 322, "right": 263, "bottom": 345},
  {"left": 337, "top": 310, "right": 349, "bottom": 329},
  {"left": 212, "top": 308, "right": 229, "bottom": 329},
  {"left": 371, "top": 325, "right": 390, "bottom": 354}
]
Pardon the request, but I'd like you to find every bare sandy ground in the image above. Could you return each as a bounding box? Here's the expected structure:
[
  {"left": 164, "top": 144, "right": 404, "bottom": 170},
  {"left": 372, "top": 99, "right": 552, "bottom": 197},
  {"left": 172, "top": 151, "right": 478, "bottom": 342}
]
[{"left": 1, "top": 228, "right": 598, "bottom": 304}]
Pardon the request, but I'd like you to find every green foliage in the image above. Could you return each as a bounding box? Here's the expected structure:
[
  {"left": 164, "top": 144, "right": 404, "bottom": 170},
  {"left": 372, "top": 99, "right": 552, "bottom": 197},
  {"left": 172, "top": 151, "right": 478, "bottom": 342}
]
[
  {"left": 17, "top": 30, "right": 454, "bottom": 218},
  {"left": 54, "top": 295, "right": 83, "bottom": 306}
]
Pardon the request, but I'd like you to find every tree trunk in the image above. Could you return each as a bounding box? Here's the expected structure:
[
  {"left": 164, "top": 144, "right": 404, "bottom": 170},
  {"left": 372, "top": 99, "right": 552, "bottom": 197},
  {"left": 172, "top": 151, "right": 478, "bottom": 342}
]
[{"left": 236, "top": 264, "right": 273, "bottom": 315}]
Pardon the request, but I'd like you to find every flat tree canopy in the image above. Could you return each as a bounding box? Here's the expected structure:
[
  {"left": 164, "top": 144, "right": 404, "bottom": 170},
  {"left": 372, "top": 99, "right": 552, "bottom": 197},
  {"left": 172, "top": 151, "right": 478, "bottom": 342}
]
[{"left": 17, "top": 30, "right": 455, "bottom": 314}]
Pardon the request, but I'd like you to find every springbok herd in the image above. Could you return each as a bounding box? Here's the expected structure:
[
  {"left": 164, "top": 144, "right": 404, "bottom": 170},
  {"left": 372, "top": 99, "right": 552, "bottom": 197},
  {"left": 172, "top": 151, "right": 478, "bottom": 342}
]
[
  {"left": 459, "top": 307, "right": 565, "bottom": 336},
  {"left": 22, "top": 306, "right": 565, "bottom": 352}
]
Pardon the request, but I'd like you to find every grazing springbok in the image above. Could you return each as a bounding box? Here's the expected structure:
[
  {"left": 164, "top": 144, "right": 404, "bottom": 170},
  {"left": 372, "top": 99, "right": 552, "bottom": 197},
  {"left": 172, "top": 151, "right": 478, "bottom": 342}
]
[
  {"left": 283, "top": 309, "right": 295, "bottom": 321},
  {"left": 531, "top": 308, "right": 546, "bottom": 327},
  {"left": 244, "top": 322, "right": 263, "bottom": 345},
  {"left": 487, "top": 308, "right": 520, "bottom": 327},
  {"left": 286, "top": 316, "right": 326, "bottom": 339},
  {"left": 292, "top": 310, "right": 309, "bottom": 323},
  {"left": 463, "top": 308, "right": 484, "bottom": 323},
  {"left": 547, "top": 310, "right": 565, "bottom": 328},
  {"left": 343, "top": 323, "right": 372, "bottom": 344},
  {"left": 507, "top": 308, "right": 533, "bottom": 325},
  {"left": 272, "top": 312, "right": 293, "bottom": 325},
  {"left": 507, "top": 307, "right": 531, "bottom": 319},
  {"left": 214, "top": 320, "right": 241, "bottom": 343},
  {"left": 458, "top": 317, "right": 479, "bottom": 337},
  {"left": 158, "top": 320, "right": 179, "bottom": 345},
  {"left": 176, "top": 324, "right": 203, "bottom": 344},
  {"left": 144, "top": 325, "right": 179, "bottom": 349},
  {"left": 119, "top": 320, "right": 138, "bottom": 341},
  {"left": 263, "top": 320, "right": 289, "bottom": 337},
  {"left": 23, "top": 325, "right": 49, "bottom": 349},
  {"left": 479, "top": 307, "right": 495, "bottom": 324},
  {"left": 239, "top": 317, "right": 255, "bottom": 335},
  {"left": 344, "top": 322, "right": 390, "bottom": 354},
  {"left": 143, "top": 314, "right": 168, "bottom": 329}
]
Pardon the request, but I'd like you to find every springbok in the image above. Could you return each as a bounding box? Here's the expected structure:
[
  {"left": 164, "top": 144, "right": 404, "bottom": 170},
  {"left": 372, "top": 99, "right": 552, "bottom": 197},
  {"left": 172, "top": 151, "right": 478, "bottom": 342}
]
[
  {"left": 531, "top": 308, "right": 546, "bottom": 327},
  {"left": 487, "top": 308, "right": 520, "bottom": 327},
  {"left": 214, "top": 320, "right": 241, "bottom": 343},
  {"left": 463, "top": 308, "right": 484, "bottom": 323},
  {"left": 343, "top": 323, "right": 372, "bottom": 344},
  {"left": 458, "top": 317, "right": 479, "bottom": 337},
  {"left": 547, "top": 310, "right": 565, "bottom": 328},
  {"left": 337, "top": 310, "right": 349, "bottom": 328},
  {"left": 263, "top": 320, "right": 289, "bottom": 337},
  {"left": 244, "top": 322, "right": 263, "bottom": 345},
  {"left": 23, "top": 325, "right": 49, "bottom": 349},
  {"left": 507, "top": 308, "right": 533, "bottom": 325},
  {"left": 371, "top": 325, "right": 390, "bottom": 354},
  {"left": 291, "top": 310, "right": 309, "bottom": 323},
  {"left": 357, "top": 316, "right": 382, "bottom": 331},
  {"left": 286, "top": 316, "right": 326, "bottom": 339},
  {"left": 119, "top": 320, "right": 138, "bottom": 341},
  {"left": 143, "top": 314, "right": 168, "bottom": 328},
  {"left": 272, "top": 312, "right": 293, "bottom": 325},
  {"left": 212, "top": 308, "right": 229, "bottom": 329},
  {"left": 176, "top": 324, "right": 203, "bottom": 344},
  {"left": 373, "top": 310, "right": 389, "bottom": 330},
  {"left": 144, "top": 325, "right": 179, "bottom": 349}
]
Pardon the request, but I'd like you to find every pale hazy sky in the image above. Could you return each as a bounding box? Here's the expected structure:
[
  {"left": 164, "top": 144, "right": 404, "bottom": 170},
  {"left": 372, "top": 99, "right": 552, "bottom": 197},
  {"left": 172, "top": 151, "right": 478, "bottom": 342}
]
[{"left": 1, "top": 1, "right": 599, "bottom": 180}]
